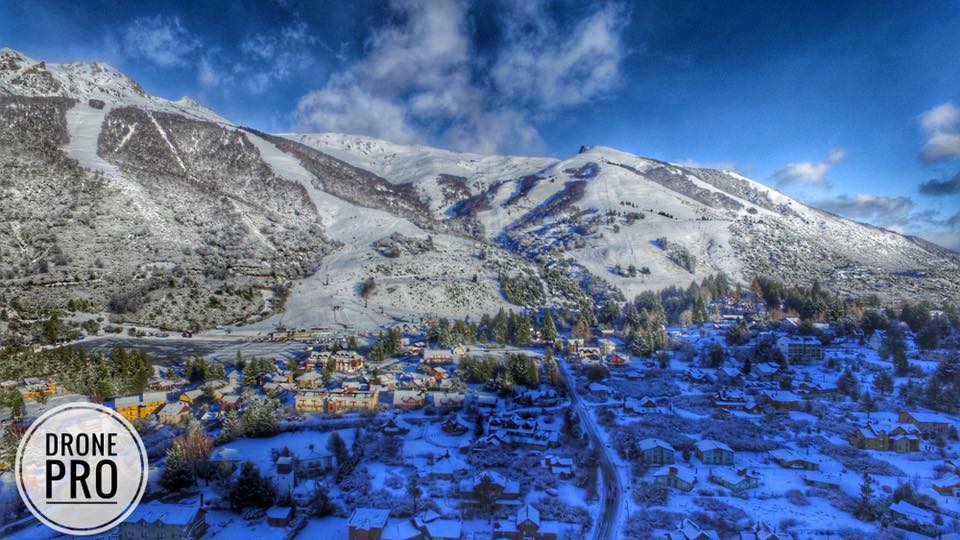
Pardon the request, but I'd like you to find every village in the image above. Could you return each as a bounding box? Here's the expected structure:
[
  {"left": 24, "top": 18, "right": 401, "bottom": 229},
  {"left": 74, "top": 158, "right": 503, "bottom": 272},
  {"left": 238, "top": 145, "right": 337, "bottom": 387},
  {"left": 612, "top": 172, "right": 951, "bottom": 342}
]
[{"left": 0, "top": 279, "right": 959, "bottom": 540}]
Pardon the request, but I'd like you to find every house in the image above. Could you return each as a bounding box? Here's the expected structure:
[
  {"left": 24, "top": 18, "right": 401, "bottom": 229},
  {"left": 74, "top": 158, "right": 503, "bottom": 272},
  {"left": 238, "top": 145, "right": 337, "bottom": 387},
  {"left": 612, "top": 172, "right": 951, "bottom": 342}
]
[
  {"left": 429, "top": 391, "right": 466, "bottom": 411},
  {"left": 266, "top": 506, "right": 294, "bottom": 527},
  {"left": 459, "top": 470, "right": 521, "bottom": 510},
  {"left": 597, "top": 338, "right": 617, "bottom": 355},
  {"left": 541, "top": 455, "right": 575, "bottom": 479},
  {"left": 761, "top": 390, "right": 802, "bottom": 411},
  {"left": 348, "top": 508, "right": 391, "bottom": 540},
  {"left": 119, "top": 503, "right": 206, "bottom": 540},
  {"left": 441, "top": 416, "right": 470, "bottom": 435},
  {"left": 776, "top": 336, "right": 822, "bottom": 363},
  {"left": 899, "top": 411, "right": 953, "bottom": 435},
  {"left": 932, "top": 474, "right": 960, "bottom": 496},
  {"left": 422, "top": 347, "right": 463, "bottom": 365},
  {"left": 380, "top": 416, "right": 412, "bottom": 436},
  {"left": 751, "top": 363, "right": 780, "bottom": 380},
  {"left": 653, "top": 465, "right": 696, "bottom": 492},
  {"left": 474, "top": 391, "right": 498, "bottom": 408},
  {"left": 709, "top": 467, "right": 760, "bottom": 493},
  {"left": 562, "top": 338, "right": 584, "bottom": 353},
  {"left": 220, "top": 394, "right": 242, "bottom": 411},
  {"left": 638, "top": 439, "right": 675, "bottom": 465},
  {"left": 852, "top": 422, "right": 920, "bottom": 453},
  {"left": 111, "top": 396, "right": 141, "bottom": 421},
  {"left": 417, "top": 513, "right": 463, "bottom": 540},
  {"left": 695, "top": 440, "right": 734, "bottom": 465},
  {"left": 712, "top": 388, "right": 750, "bottom": 411},
  {"left": 493, "top": 503, "right": 561, "bottom": 540},
  {"left": 158, "top": 402, "right": 190, "bottom": 424},
  {"left": 624, "top": 397, "right": 661, "bottom": 415},
  {"left": 17, "top": 378, "right": 56, "bottom": 400},
  {"left": 179, "top": 389, "right": 204, "bottom": 404},
  {"left": 768, "top": 449, "right": 818, "bottom": 470},
  {"left": 140, "top": 392, "right": 167, "bottom": 417},
  {"left": 802, "top": 472, "right": 841, "bottom": 490},
  {"left": 333, "top": 350, "right": 365, "bottom": 373},
  {"left": 888, "top": 500, "right": 939, "bottom": 530},
  {"left": 588, "top": 382, "right": 613, "bottom": 398},
  {"left": 664, "top": 518, "right": 719, "bottom": 540},
  {"left": 295, "top": 370, "right": 323, "bottom": 389},
  {"left": 427, "top": 451, "right": 469, "bottom": 480},
  {"left": 393, "top": 390, "right": 427, "bottom": 411},
  {"left": 685, "top": 369, "right": 712, "bottom": 384},
  {"left": 606, "top": 354, "right": 629, "bottom": 367},
  {"left": 576, "top": 347, "right": 602, "bottom": 361},
  {"left": 296, "top": 389, "right": 379, "bottom": 414}
]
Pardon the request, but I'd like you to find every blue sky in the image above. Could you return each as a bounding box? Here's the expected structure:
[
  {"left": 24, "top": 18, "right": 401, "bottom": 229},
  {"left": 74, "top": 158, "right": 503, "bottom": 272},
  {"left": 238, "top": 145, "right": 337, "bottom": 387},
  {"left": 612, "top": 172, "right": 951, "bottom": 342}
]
[{"left": 2, "top": 0, "right": 959, "bottom": 249}]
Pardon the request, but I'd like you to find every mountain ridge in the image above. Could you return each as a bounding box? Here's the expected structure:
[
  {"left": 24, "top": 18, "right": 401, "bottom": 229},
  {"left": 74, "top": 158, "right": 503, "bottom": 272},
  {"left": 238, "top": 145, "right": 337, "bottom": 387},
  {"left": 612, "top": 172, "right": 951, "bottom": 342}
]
[{"left": 0, "top": 48, "right": 956, "bottom": 333}]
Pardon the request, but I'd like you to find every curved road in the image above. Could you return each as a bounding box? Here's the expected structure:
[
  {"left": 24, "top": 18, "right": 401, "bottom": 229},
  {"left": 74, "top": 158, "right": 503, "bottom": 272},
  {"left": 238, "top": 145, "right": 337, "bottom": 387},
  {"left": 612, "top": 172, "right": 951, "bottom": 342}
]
[{"left": 558, "top": 361, "right": 627, "bottom": 540}]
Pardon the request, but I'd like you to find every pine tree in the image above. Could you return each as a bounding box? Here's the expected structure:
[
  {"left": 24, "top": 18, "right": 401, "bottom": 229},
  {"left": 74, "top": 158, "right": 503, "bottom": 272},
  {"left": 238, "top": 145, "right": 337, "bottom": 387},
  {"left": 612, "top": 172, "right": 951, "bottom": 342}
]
[
  {"left": 541, "top": 309, "right": 558, "bottom": 344},
  {"left": 492, "top": 309, "right": 509, "bottom": 344},
  {"left": 513, "top": 315, "right": 532, "bottom": 346},
  {"left": 407, "top": 475, "right": 423, "bottom": 513},
  {"left": 227, "top": 461, "right": 276, "bottom": 511},
  {"left": 243, "top": 397, "right": 278, "bottom": 437},
  {"left": 328, "top": 431, "right": 349, "bottom": 467},
  {"left": 160, "top": 443, "right": 194, "bottom": 491}
]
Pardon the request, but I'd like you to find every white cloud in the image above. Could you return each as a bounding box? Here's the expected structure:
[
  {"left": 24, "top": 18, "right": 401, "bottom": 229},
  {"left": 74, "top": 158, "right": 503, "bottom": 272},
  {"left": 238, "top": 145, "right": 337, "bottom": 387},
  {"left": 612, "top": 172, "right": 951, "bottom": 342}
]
[
  {"left": 491, "top": 2, "right": 627, "bottom": 110},
  {"left": 293, "top": 0, "right": 628, "bottom": 155},
  {"left": 121, "top": 16, "right": 200, "bottom": 67},
  {"left": 919, "top": 102, "right": 960, "bottom": 161},
  {"left": 810, "top": 192, "right": 914, "bottom": 229},
  {"left": 769, "top": 148, "right": 846, "bottom": 189}
]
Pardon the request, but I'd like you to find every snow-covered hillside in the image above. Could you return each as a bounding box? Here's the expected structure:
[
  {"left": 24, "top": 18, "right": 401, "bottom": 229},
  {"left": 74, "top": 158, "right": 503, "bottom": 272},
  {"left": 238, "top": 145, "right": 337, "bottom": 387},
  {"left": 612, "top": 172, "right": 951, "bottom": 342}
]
[{"left": 0, "top": 48, "right": 957, "bottom": 332}]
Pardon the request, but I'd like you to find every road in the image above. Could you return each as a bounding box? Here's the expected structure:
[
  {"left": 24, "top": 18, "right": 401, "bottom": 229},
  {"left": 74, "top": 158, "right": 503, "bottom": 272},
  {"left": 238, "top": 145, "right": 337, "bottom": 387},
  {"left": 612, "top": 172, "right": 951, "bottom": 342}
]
[{"left": 558, "top": 360, "right": 627, "bottom": 540}]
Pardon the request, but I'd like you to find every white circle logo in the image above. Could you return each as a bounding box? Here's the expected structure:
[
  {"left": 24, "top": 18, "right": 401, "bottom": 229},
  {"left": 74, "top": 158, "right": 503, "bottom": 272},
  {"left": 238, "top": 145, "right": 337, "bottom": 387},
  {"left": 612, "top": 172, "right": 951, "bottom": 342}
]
[{"left": 15, "top": 402, "right": 149, "bottom": 536}]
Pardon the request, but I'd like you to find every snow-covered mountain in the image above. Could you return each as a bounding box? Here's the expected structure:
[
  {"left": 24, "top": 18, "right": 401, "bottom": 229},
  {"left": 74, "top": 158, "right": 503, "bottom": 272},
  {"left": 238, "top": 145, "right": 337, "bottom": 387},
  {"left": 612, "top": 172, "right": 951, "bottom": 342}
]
[{"left": 0, "top": 49, "right": 956, "bottom": 332}]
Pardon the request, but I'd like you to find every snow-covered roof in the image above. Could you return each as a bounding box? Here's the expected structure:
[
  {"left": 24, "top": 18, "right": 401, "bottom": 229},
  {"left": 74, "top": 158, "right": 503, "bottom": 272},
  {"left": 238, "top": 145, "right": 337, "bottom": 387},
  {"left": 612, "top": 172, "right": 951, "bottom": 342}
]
[
  {"left": 638, "top": 438, "right": 675, "bottom": 452},
  {"left": 348, "top": 508, "right": 390, "bottom": 530},
  {"left": 126, "top": 503, "right": 201, "bottom": 526},
  {"left": 517, "top": 503, "right": 540, "bottom": 526},
  {"left": 654, "top": 465, "right": 695, "bottom": 484},
  {"left": 695, "top": 439, "right": 733, "bottom": 453}
]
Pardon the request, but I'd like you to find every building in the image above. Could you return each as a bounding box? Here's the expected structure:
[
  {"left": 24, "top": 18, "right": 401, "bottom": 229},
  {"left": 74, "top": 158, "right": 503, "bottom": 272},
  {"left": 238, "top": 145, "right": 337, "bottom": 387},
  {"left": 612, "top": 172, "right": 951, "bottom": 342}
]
[
  {"left": 393, "top": 389, "right": 426, "bottom": 411},
  {"left": 380, "top": 416, "right": 412, "bottom": 436},
  {"left": 695, "top": 440, "right": 734, "bottom": 465},
  {"left": 296, "top": 389, "right": 379, "bottom": 414},
  {"left": 119, "top": 503, "right": 206, "bottom": 540},
  {"left": 111, "top": 396, "right": 141, "bottom": 421},
  {"left": 493, "top": 503, "right": 561, "bottom": 540},
  {"left": 459, "top": 470, "right": 521, "bottom": 511},
  {"left": 768, "top": 449, "right": 818, "bottom": 470},
  {"left": 429, "top": 391, "right": 466, "bottom": 410},
  {"left": 179, "top": 389, "right": 203, "bottom": 404},
  {"left": 665, "top": 519, "right": 718, "bottom": 540},
  {"left": 17, "top": 378, "right": 57, "bottom": 400},
  {"left": 541, "top": 455, "right": 575, "bottom": 479},
  {"left": 761, "top": 390, "right": 802, "bottom": 411},
  {"left": 333, "top": 350, "right": 365, "bottom": 373},
  {"left": 653, "top": 465, "right": 696, "bottom": 492},
  {"left": 776, "top": 336, "right": 822, "bottom": 363},
  {"left": 898, "top": 411, "right": 953, "bottom": 435},
  {"left": 295, "top": 371, "right": 324, "bottom": 389},
  {"left": 709, "top": 467, "right": 760, "bottom": 493},
  {"left": 852, "top": 422, "right": 920, "bottom": 453},
  {"left": 140, "top": 392, "right": 168, "bottom": 417},
  {"left": 348, "top": 508, "right": 390, "bottom": 540},
  {"left": 932, "top": 474, "right": 960, "bottom": 496},
  {"left": 625, "top": 397, "right": 661, "bottom": 415},
  {"left": 422, "top": 347, "right": 464, "bottom": 365},
  {"left": 266, "top": 506, "right": 294, "bottom": 527},
  {"left": 638, "top": 439, "right": 675, "bottom": 465},
  {"left": 157, "top": 402, "right": 190, "bottom": 424}
]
